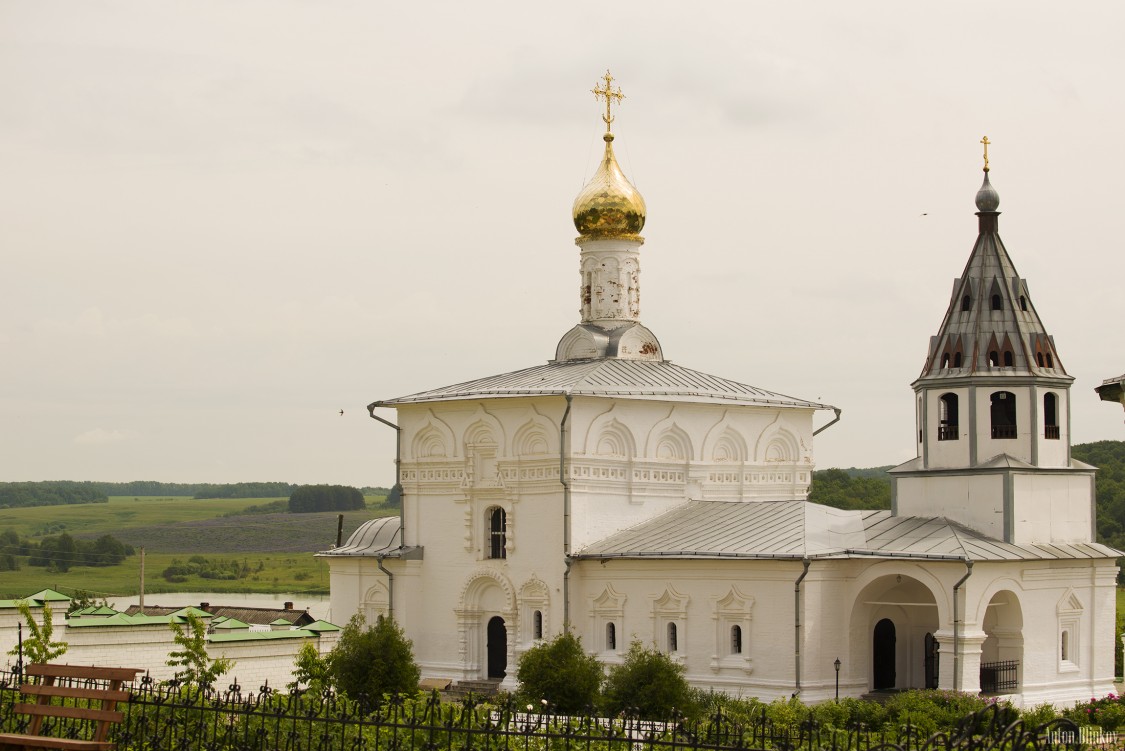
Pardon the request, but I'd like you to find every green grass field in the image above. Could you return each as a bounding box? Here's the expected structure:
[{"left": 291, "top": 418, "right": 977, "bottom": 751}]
[{"left": 0, "top": 495, "right": 393, "bottom": 599}]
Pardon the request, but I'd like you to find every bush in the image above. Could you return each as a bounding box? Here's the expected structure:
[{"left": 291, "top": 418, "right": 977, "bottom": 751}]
[
  {"left": 1063, "top": 692, "right": 1125, "bottom": 730},
  {"left": 329, "top": 615, "right": 420, "bottom": 702},
  {"left": 601, "top": 641, "right": 696, "bottom": 720},
  {"left": 516, "top": 631, "right": 603, "bottom": 713}
]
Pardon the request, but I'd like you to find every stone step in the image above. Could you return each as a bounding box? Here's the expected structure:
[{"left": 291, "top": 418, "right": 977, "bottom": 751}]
[{"left": 441, "top": 678, "right": 502, "bottom": 701}]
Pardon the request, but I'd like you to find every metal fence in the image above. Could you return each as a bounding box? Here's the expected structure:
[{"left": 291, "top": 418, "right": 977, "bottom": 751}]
[
  {"left": 980, "top": 661, "right": 1020, "bottom": 695},
  {"left": 0, "top": 669, "right": 1101, "bottom": 751}
]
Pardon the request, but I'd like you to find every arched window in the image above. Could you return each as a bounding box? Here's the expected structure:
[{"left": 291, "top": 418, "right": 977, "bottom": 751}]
[
  {"left": 730, "top": 625, "right": 742, "bottom": 655},
  {"left": 961, "top": 295, "right": 972, "bottom": 312},
  {"left": 1044, "top": 393, "right": 1060, "bottom": 439},
  {"left": 1019, "top": 296, "right": 1028, "bottom": 311},
  {"left": 533, "top": 610, "right": 543, "bottom": 640},
  {"left": 667, "top": 622, "right": 678, "bottom": 653},
  {"left": 989, "top": 351, "right": 1000, "bottom": 367},
  {"left": 1046, "top": 353, "right": 1054, "bottom": 368},
  {"left": 487, "top": 507, "right": 507, "bottom": 559},
  {"left": 990, "top": 391, "right": 1017, "bottom": 439},
  {"left": 940, "top": 353, "right": 950, "bottom": 368},
  {"left": 1036, "top": 352, "right": 1044, "bottom": 367},
  {"left": 991, "top": 294, "right": 1003, "bottom": 311},
  {"left": 606, "top": 622, "right": 616, "bottom": 651},
  {"left": 1003, "top": 351, "right": 1014, "bottom": 367},
  {"left": 938, "top": 393, "right": 959, "bottom": 441},
  {"left": 953, "top": 352, "right": 962, "bottom": 367}
]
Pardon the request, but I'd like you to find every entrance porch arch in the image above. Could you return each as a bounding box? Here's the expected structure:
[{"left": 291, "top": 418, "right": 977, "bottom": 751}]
[
  {"left": 979, "top": 589, "right": 1023, "bottom": 694},
  {"left": 848, "top": 572, "right": 942, "bottom": 692}
]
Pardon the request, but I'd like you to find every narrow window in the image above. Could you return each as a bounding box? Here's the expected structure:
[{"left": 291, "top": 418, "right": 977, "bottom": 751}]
[
  {"left": 1044, "top": 393, "right": 1059, "bottom": 439},
  {"left": 989, "top": 351, "right": 1000, "bottom": 367},
  {"left": 1046, "top": 353, "right": 1054, "bottom": 368},
  {"left": 667, "top": 622, "right": 678, "bottom": 653},
  {"left": 938, "top": 393, "right": 959, "bottom": 441},
  {"left": 1019, "top": 296, "right": 1028, "bottom": 311},
  {"left": 488, "top": 507, "right": 507, "bottom": 559},
  {"left": 1003, "top": 351, "right": 1014, "bottom": 367},
  {"left": 940, "top": 353, "right": 950, "bottom": 368},
  {"left": 953, "top": 352, "right": 962, "bottom": 367},
  {"left": 991, "top": 294, "right": 1002, "bottom": 311},
  {"left": 533, "top": 610, "right": 543, "bottom": 640},
  {"left": 990, "top": 391, "right": 1017, "bottom": 439},
  {"left": 1036, "top": 352, "right": 1044, "bottom": 367},
  {"left": 961, "top": 295, "right": 971, "bottom": 312},
  {"left": 1060, "top": 631, "right": 1069, "bottom": 661},
  {"left": 730, "top": 625, "right": 742, "bottom": 654},
  {"left": 606, "top": 622, "right": 616, "bottom": 651}
]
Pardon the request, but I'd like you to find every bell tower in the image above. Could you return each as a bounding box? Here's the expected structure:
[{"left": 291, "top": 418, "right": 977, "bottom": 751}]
[{"left": 891, "top": 139, "right": 1095, "bottom": 544}]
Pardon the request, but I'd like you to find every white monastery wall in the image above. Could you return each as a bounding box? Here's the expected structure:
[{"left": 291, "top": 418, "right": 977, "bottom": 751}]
[
  {"left": 1010, "top": 473, "right": 1094, "bottom": 544},
  {"left": 0, "top": 613, "right": 333, "bottom": 690},
  {"left": 895, "top": 474, "right": 1005, "bottom": 539}
]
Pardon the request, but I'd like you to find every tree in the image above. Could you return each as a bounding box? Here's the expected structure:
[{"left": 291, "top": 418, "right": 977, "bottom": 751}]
[
  {"left": 602, "top": 641, "right": 695, "bottom": 720},
  {"left": 328, "top": 614, "right": 419, "bottom": 702},
  {"left": 516, "top": 631, "right": 603, "bottom": 713},
  {"left": 8, "top": 602, "right": 67, "bottom": 665},
  {"left": 167, "top": 613, "right": 233, "bottom": 688},
  {"left": 288, "top": 642, "right": 332, "bottom": 694},
  {"left": 289, "top": 484, "right": 366, "bottom": 513},
  {"left": 383, "top": 484, "right": 402, "bottom": 509},
  {"left": 67, "top": 590, "right": 107, "bottom": 615}
]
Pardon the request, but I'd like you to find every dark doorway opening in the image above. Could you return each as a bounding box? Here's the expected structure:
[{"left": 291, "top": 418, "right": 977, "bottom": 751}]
[
  {"left": 924, "top": 632, "right": 939, "bottom": 689},
  {"left": 487, "top": 616, "right": 507, "bottom": 679},
  {"left": 873, "top": 618, "right": 896, "bottom": 690}
]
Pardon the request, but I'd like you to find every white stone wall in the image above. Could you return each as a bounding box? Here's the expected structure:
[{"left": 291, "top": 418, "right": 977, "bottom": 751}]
[
  {"left": 896, "top": 473, "right": 1005, "bottom": 540},
  {"left": 1010, "top": 472, "right": 1094, "bottom": 544},
  {"left": 0, "top": 613, "right": 336, "bottom": 690}
]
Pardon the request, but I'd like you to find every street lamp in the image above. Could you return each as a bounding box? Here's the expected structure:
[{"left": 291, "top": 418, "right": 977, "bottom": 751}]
[{"left": 834, "top": 658, "right": 841, "bottom": 702}]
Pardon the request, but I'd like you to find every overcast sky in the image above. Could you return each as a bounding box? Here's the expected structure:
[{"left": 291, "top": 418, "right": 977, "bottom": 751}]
[{"left": 2, "top": 1, "right": 1123, "bottom": 487}]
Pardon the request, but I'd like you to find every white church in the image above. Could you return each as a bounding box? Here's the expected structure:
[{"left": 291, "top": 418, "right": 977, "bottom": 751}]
[{"left": 323, "top": 75, "right": 1119, "bottom": 706}]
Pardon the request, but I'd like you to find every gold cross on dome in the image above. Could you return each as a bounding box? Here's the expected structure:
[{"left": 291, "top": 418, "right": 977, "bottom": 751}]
[
  {"left": 592, "top": 70, "right": 625, "bottom": 132},
  {"left": 981, "top": 135, "right": 991, "bottom": 172}
]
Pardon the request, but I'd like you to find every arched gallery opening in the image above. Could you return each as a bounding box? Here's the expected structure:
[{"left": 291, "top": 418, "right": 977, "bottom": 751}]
[{"left": 850, "top": 574, "right": 940, "bottom": 692}]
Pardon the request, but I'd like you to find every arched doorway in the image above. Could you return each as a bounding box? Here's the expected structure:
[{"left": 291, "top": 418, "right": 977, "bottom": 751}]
[
  {"left": 873, "top": 618, "right": 896, "bottom": 690},
  {"left": 487, "top": 616, "right": 507, "bottom": 679}
]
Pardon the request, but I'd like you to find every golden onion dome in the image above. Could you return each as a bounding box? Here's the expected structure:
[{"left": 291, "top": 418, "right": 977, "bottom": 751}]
[{"left": 572, "top": 132, "right": 646, "bottom": 239}]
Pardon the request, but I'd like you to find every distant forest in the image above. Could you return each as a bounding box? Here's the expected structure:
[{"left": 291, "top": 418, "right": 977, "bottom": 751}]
[{"left": 0, "top": 481, "right": 392, "bottom": 508}]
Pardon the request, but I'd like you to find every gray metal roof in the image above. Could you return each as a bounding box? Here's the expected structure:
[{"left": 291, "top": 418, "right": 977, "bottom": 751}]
[
  {"left": 572, "top": 500, "right": 1120, "bottom": 562},
  {"left": 373, "top": 359, "right": 832, "bottom": 410},
  {"left": 318, "top": 516, "right": 404, "bottom": 557}
]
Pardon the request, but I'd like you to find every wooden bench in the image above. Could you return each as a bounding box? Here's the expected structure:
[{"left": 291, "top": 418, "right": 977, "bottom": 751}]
[{"left": 0, "top": 664, "right": 143, "bottom": 751}]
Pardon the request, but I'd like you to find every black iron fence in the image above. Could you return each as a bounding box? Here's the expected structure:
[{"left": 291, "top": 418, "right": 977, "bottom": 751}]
[
  {"left": 0, "top": 668, "right": 1102, "bottom": 751},
  {"left": 980, "top": 661, "right": 1020, "bottom": 694}
]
